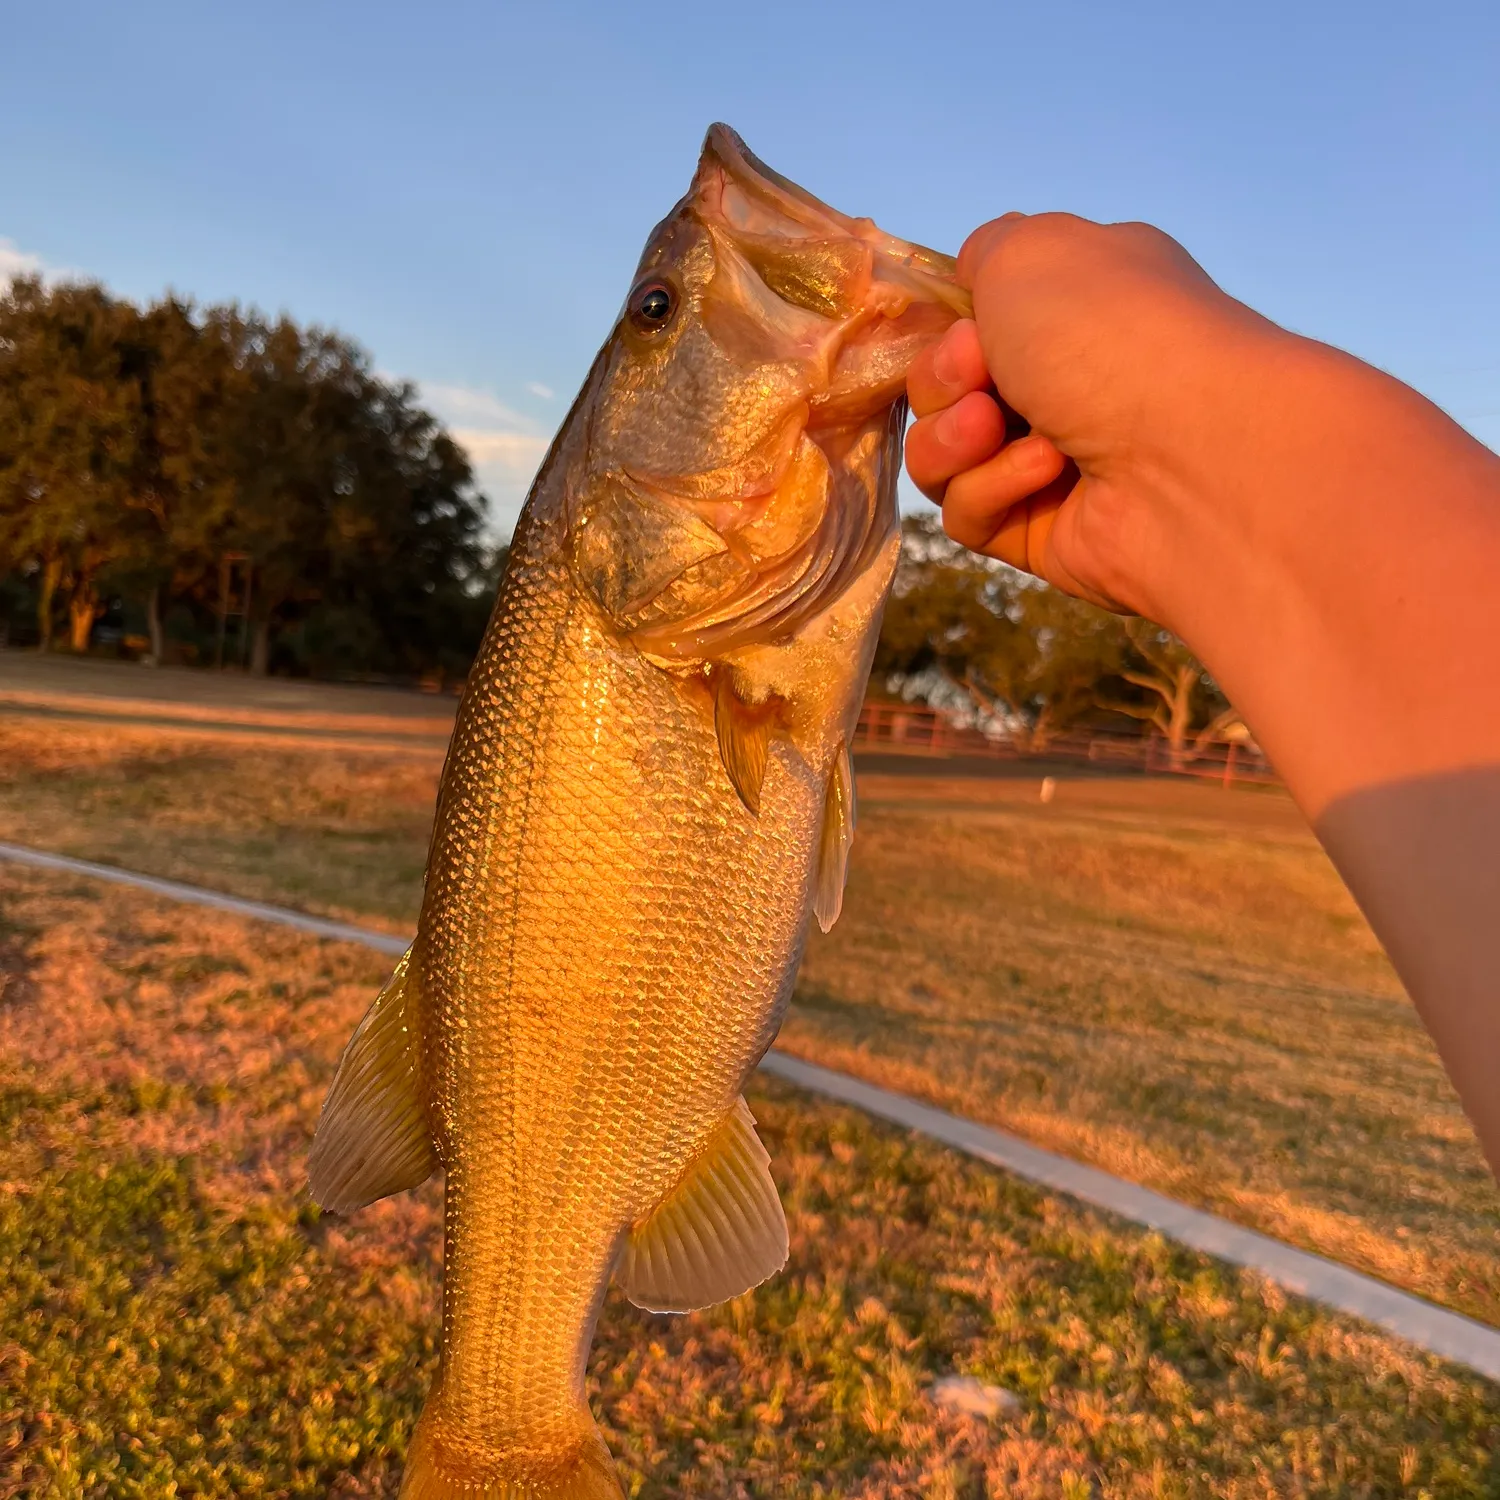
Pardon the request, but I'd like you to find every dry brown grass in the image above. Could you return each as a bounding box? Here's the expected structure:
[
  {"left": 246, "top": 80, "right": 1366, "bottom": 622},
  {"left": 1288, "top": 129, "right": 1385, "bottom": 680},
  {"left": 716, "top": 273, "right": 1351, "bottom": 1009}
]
[
  {"left": 791, "top": 779, "right": 1500, "bottom": 1324},
  {"left": 3, "top": 863, "right": 1497, "bottom": 1497},
  {"left": 0, "top": 717, "right": 435, "bottom": 930},
  {"left": 3, "top": 713, "right": 1498, "bottom": 1328}
]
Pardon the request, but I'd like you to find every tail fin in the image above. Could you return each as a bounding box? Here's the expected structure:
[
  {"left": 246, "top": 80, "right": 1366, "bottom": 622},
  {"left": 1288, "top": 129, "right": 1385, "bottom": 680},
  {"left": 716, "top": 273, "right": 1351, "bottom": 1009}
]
[{"left": 398, "top": 1408, "right": 623, "bottom": 1500}]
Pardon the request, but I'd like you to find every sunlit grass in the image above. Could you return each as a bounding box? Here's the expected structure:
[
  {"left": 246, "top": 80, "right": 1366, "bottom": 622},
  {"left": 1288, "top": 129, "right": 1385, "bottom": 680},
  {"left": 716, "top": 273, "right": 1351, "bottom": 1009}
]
[
  {"left": 789, "top": 780, "right": 1500, "bottom": 1325},
  {"left": 2, "top": 714, "right": 1499, "bottom": 1327},
  {"left": 0, "top": 717, "right": 432, "bottom": 930},
  {"left": 3, "top": 865, "right": 1497, "bottom": 1497}
]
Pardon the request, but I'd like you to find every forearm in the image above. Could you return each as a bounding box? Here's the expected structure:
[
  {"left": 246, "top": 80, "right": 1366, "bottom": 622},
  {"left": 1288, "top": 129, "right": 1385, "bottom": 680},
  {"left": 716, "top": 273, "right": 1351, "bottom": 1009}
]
[
  {"left": 1158, "top": 331, "right": 1500, "bottom": 813},
  {"left": 1157, "top": 332, "right": 1500, "bottom": 1166}
]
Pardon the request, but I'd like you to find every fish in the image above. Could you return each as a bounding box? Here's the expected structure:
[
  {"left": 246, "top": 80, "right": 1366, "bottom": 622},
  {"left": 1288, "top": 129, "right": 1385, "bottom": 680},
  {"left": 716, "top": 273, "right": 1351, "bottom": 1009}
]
[{"left": 307, "top": 123, "right": 968, "bottom": 1499}]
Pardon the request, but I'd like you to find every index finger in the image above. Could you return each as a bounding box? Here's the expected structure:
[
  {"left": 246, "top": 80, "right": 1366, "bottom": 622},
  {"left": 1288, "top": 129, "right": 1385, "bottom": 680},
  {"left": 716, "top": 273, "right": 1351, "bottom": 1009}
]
[{"left": 908, "top": 318, "right": 990, "bottom": 418}]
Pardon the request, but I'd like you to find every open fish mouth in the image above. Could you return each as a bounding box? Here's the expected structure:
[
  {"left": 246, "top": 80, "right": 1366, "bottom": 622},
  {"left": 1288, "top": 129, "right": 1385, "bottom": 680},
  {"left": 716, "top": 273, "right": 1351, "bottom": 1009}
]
[
  {"left": 699, "top": 123, "right": 972, "bottom": 323},
  {"left": 689, "top": 123, "right": 972, "bottom": 436},
  {"left": 559, "top": 124, "right": 970, "bottom": 665},
  {"left": 572, "top": 126, "right": 969, "bottom": 663}
]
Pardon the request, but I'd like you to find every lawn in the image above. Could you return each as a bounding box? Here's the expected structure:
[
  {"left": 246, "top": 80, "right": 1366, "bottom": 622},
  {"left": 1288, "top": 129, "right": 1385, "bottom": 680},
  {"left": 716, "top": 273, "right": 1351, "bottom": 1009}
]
[
  {"left": 2, "top": 710, "right": 1496, "bottom": 1330},
  {"left": 0, "top": 716, "right": 434, "bottom": 933},
  {"left": 3, "top": 862, "right": 1497, "bottom": 1498}
]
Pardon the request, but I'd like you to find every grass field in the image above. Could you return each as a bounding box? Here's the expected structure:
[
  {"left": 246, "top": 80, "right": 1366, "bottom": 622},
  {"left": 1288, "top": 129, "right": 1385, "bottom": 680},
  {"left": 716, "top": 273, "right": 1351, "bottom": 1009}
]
[
  {"left": 4, "top": 862, "right": 1498, "bottom": 1498},
  {"left": 3, "top": 706, "right": 1497, "bottom": 1332},
  {"left": 0, "top": 716, "right": 435, "bottom": 933}
]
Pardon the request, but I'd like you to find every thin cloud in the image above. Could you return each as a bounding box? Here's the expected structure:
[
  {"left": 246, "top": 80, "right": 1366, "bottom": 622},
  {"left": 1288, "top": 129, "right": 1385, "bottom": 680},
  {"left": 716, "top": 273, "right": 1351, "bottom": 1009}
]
[
  {"left": 0, "top": 236, "right": 49, "bottom": 283},
  {"left": 525, "top": 380, "right": 555, "bottom": 400},
  {"left": 417, "top": 381, "right": 555, "bottom": 538},
  {"left": 420, "top": 382, "right": 534, "bottom": 431},
  {"left": 451, "top": 429, "right": 551, "bottom": 468}
]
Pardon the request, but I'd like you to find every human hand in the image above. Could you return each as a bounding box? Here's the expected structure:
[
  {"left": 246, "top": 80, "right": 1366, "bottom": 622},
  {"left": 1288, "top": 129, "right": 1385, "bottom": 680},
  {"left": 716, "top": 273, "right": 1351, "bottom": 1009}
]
[
  {"left": 910, "top": 217, "right": 1500, "bottom": 1183},
  {"left": 905, "top": 213, "right": 1276, "bottom": 621}
]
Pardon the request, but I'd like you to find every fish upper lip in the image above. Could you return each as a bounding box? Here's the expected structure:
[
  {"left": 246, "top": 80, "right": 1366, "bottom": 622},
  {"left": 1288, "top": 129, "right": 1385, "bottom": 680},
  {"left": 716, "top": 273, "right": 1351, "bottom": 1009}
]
[
  {"left": 702, "top": 123, "right": 861, "bottom": 239},
  {"left": 701, "top": 123, "right": 973, "bottom": 320}
]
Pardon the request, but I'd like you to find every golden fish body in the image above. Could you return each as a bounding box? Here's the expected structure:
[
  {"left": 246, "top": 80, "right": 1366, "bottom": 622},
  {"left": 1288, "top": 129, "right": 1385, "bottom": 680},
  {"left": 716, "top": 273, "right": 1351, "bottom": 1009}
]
[{"left": 309, "top": 125, "right": 965, "bottom": 1499}]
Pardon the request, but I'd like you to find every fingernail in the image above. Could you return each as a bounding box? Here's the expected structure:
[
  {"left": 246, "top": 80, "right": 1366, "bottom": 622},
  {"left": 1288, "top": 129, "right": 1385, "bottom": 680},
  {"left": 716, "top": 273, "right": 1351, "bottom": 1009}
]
[
  {"left": 931, "top": 328, "right": 963, "bottom": 388},
  {"left": 931, "top": 404, "right": 961, "bottom": 447}
]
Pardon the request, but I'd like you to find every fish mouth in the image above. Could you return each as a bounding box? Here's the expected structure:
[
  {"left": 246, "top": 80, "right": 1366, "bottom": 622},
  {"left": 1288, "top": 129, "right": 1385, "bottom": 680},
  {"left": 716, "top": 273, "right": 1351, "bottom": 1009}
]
[
  {"left": 698, "top": 124, "right": 973, "bottom": 321},
  {"left": 602, "top": 127, "right": 970, "bottom": 663},
  {"left": 686, "top": 124, "right": 970, "bottom": 436}
]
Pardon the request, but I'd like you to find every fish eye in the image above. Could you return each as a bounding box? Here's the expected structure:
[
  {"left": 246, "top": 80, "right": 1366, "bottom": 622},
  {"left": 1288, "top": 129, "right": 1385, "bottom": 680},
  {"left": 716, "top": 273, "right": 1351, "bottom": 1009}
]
[{"left": 628, "top": 281, "right": 676, "bottom": 334}]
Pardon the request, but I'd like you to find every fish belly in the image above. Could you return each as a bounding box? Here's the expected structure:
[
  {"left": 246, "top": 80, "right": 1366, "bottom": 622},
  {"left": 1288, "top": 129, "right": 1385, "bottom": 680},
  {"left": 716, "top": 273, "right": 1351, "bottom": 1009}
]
[{"left": 406, "top": 540, "right": 820, "bottom": 1485}]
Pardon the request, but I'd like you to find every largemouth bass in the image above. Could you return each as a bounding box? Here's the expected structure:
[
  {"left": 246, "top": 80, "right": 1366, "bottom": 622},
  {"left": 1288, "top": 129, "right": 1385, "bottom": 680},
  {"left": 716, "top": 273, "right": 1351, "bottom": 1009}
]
[{"left": 308, "top": 124, "right": 967, "bottom": 1499}]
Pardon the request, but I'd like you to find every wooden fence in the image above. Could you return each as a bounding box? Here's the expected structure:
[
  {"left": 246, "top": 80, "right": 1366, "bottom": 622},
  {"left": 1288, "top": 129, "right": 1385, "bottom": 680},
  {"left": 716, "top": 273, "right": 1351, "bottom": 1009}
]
[{"left": 852, "top": 702, "right": 1279, "bottom": 788}]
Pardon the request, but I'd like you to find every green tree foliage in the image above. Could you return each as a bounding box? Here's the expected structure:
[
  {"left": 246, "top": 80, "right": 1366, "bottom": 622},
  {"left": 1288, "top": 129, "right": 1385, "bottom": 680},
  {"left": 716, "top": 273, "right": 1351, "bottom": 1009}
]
[
  {"left": 0, "top": 280, "right": 154, "bottom": 649},
  {"left": 876, "top": 513, "right": 1235, "bottom": 754},
  {"left": 0, "top": 277, "right": 497, "bottom": 678}
]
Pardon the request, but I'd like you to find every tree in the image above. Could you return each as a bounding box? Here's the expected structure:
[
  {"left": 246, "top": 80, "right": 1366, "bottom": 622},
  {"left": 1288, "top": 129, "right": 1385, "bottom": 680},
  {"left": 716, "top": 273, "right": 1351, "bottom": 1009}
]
[
  {"left": 1101, "top": 619, "right": 1240, "bottom": 767},
  {"left": 875, "top": 514, "right": 1243, "bottom": 759},
  {"left": 0, "top": 278, "right": 153, "bottom": 649},
  {"left": 0, "top": 278, "right": 492, "bottom": 676},
  {"left": 125, "top": 296, "right": 245, "bottom": 660},
  {"left": 202, "top": 313, "right": 488, "bottom": 675},
  {"left": 875, "top": 514, "right": 1127, "bottom": 748},
  {"left": 873, "top": 514, "right": 1011, "bottom": 712},
  {"left": 989, "top": 583, "right": 1128, "bottom": 751}
]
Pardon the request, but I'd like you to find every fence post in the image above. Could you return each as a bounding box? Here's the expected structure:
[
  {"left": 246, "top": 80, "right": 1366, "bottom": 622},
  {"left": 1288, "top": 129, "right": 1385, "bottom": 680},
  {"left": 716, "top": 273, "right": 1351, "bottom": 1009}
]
[{"left": 1222, "top": 740, "right": 1237, "bottom": 789}]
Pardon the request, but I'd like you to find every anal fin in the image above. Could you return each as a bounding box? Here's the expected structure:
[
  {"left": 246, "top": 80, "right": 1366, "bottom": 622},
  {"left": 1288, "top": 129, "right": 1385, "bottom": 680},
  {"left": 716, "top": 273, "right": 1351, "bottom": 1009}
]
[
  {"left": 308, "top": 947, "right": 437, "bottom": 1214},
  {"left": 814, "top": 738, "right": 855, "bottom": 932},
  {"left": 618, "top": 1097, "right": 788, "bottom": 1314}
]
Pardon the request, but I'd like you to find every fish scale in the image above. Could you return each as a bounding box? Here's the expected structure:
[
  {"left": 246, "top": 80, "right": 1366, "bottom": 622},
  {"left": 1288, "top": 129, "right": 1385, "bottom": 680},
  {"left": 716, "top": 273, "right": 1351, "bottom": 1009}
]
[
  {"left": 419, "top": 530, "right": 817, "bottom": 1476},
  {"left": 307, "top": 123, "right": 966, "bottom": 1498}
]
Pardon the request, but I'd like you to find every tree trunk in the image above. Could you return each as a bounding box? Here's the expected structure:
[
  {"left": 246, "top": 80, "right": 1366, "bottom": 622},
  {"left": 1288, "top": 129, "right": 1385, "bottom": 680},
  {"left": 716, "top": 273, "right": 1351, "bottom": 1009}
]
[
  {"left": 69, "top": 582, "right": 99, "bottom": 653},
  {"left": 250, "top": 617, "right": 271, "bottom": 676},
  {"left": 146, "top": 584, "right": 164, "bottom": 664},
  {"left": 37, "top": 556, "right": 62, "bottom": 652},
  {"left": 1029, "top": 705, "right": 1057, "bottom": 755},
  {"left": 1165, "top": 667, "right": 1195, "bottom": 769}
]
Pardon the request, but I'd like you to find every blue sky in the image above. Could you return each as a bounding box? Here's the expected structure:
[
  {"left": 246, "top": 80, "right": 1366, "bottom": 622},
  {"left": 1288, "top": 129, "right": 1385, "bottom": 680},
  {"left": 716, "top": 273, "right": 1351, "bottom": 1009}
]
[{"left": 2, "top": 1, "right": 1496, "bottom": 534}]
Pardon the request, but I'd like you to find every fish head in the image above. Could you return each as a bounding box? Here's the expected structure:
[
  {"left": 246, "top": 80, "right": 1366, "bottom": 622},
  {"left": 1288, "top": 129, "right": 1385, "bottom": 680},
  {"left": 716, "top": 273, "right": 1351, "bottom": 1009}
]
[{"left": 567, "top": 124, "right": 969, "bottom": 663}]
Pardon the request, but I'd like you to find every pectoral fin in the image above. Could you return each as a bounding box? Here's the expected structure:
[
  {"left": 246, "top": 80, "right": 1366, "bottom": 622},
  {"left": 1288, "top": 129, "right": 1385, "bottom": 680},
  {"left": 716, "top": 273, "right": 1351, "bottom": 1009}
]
[
  {"left": 714, "top": 671, "right": 771, "bottom": 815},
  {"left": 813, "top": 738, "right": 856, "bottom": 932},
  {"left": 619, "top": 1097, "right": 788, "bottom": 1313},
  {"left": 307, "top": 948, "right": 436, "bottom": 1214}
]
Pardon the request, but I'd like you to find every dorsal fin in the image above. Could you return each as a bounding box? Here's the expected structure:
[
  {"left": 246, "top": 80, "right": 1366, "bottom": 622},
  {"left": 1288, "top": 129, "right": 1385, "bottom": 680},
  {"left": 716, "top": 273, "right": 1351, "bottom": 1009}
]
[
  {"left": 307, "top": 949, "right": 437, "bottom": 1214},
  {"left": 618, "top": 1097, "right": 788, "bottom": 1313},
  {"left": 813, "top": 738, "right": 856, "bottom": 932},
  {"left": 714, "top": 670, "right": 771, "bottom": 815}
]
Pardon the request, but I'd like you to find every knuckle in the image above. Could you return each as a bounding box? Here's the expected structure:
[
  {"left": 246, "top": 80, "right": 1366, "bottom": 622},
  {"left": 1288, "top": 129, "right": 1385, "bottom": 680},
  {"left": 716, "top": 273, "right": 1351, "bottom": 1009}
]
[
  {"left": 1108, "top": 220, "right": 1178, "bottom": 259},
  {"left": 973, "top": 212, "right": 1100, "bottom": 291}
]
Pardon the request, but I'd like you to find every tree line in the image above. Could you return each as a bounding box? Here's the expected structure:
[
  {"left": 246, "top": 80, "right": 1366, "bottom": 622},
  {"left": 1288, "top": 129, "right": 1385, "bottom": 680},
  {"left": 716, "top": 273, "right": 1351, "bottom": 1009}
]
[
  {"left": 0, "top": 277, "right": 1234, "bottom": 754},
  {"left": 0, "top": 276, "right": 499, "bottom": 678},
  {"left": 874, "top": 515, "right": 1241, "bottom": 764}
]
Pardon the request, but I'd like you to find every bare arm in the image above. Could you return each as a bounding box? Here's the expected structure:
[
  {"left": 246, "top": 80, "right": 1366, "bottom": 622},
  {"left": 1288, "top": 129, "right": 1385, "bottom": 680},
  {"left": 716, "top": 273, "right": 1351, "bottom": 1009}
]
[{"left": 904, "top": 213, "right": 1500, "bottom": 1171}]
